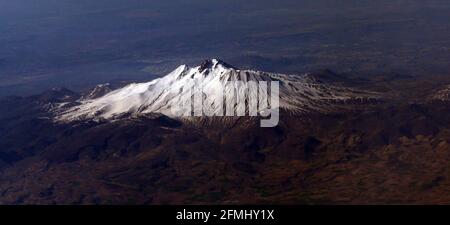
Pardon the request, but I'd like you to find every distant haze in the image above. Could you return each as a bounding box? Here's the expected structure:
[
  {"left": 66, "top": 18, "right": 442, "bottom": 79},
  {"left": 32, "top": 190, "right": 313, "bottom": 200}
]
[{"left": 1, "top": 0, "right": 450, "bottom": 96}]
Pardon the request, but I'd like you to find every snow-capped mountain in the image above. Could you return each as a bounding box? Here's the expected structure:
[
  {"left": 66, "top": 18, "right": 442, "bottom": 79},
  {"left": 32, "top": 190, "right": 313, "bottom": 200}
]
[{"left": 54, "top": 59, "right": 378, "bottom": 122}]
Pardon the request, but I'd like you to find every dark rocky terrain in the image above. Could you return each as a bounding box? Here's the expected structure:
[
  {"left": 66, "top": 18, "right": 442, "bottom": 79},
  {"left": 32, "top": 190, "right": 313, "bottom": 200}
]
[{"left": 2, "top": 71, "right": 450, "bottom": 204}]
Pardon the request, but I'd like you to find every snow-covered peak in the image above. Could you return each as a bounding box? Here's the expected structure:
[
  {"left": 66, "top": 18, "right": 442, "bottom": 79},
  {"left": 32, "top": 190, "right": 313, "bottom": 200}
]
[
  {"left": 54, "top": 59, "right": 379, "bottom": 122},
  {"left": 165, "top": 59, "right": 237, "bottom": 81},
  {"left": 198, "top": 59, "right": 237, "bottom": 72}
]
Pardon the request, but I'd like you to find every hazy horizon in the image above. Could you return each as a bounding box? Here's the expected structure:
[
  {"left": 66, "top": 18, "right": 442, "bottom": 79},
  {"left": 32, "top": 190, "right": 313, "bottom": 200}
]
[{"left": 1, "top": 0, "right": 450, "bottom": 96}]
